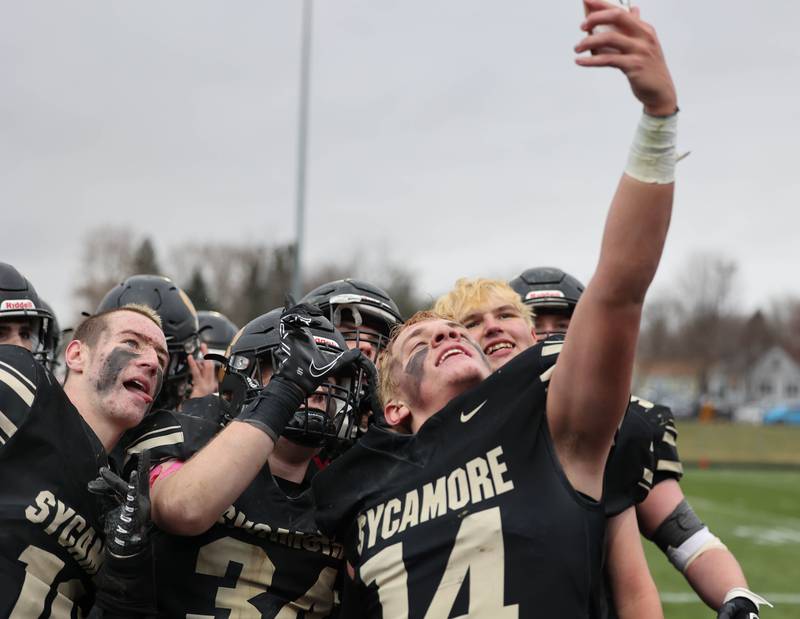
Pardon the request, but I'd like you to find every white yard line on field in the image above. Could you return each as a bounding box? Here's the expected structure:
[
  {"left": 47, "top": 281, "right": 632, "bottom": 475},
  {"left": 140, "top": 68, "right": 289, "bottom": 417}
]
[{"left": 661, "top": 593, "right": 800, "bottom": 604}]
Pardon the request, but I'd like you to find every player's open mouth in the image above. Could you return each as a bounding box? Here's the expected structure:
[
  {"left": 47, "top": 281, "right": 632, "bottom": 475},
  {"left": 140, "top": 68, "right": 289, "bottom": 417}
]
[
  {"left": 484, "top": 341, "right": 514, "bottom": 356},
  {"left": 436, "top": 345, "right": 471, "bottom": 366},
  {"left": 123, "top": 379, "right": 153, "bottom": 403}
]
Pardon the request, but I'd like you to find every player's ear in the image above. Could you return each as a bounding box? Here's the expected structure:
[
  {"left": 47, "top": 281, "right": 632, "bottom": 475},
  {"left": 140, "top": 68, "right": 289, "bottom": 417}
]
[
  {"left": 64, "top": 339, "right": 87, "bottom": 374},
  {"left": 384, "top": 400, "right": 410, "bottom": 428},
  {"left": 530, "top": 326, "right": 537, "bottom": 342}
]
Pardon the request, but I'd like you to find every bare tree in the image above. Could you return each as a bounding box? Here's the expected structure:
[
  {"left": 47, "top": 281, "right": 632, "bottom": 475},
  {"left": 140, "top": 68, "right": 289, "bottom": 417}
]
[{"left": 73, "top": 226, "right": 136, "bottom": 312}]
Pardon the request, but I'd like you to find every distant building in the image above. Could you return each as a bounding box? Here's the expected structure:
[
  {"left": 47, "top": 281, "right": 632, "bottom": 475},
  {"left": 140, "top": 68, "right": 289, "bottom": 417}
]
[
  {"left": 633, "top": 360, "right": 704, "bottom": 417},
  {"left": 638, "top": 346, "right": 800, "bottom": 422},
  {"left": 746, "top": 346, "right": 800, "bottom": 407}
]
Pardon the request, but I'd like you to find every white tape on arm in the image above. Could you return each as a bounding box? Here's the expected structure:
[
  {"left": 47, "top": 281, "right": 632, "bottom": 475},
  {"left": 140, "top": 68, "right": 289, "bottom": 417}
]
[
  {"left": 666, "top": 526, "right": 727, "bottom": 572},
  {"left": 625, "top": 111, "right": 679, "bottom": 184},
  {"left": 723, "top": 587, "right": 774, "bottom": 610}
]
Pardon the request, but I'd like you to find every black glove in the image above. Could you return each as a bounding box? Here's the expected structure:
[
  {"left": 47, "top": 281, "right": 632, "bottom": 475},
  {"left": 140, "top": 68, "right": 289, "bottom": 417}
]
[
  {"left": 717, "top": 588, "right": 772, "bottom": 619},
  {"left": 87, "top": 452, "right": 156, "bottom": 618},
  {"left": 236, "top": 300, "right": 362, "bottom": 441},
  {"left": 717, "top": 596, "right": 759, "bottom": 618}
]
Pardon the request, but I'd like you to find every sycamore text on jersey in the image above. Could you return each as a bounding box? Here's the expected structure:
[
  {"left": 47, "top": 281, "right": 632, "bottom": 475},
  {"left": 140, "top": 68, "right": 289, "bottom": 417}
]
[
  {"left": 219, "top": 504, "right": 345, "bottom": 559},
  {"left": 357, "top": 445, "right": 514, "bottom": 554},
  {"left": 25, "top": 490, "right": 104, "bottom": 574}
]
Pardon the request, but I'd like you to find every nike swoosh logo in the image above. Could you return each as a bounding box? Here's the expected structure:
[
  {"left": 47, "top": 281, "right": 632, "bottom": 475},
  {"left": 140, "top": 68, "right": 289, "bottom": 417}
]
[
  {"left": 309, "top": 353, "right": 343, "bottom": 379},
  {"left": 460, "top": 400, "right": 487, "bottom": 423}
]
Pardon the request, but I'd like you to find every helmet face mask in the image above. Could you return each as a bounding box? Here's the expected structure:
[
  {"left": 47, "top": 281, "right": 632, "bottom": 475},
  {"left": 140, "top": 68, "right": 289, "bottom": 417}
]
[
  {"left": 221, "top": 307, "right": 367, "bottom": 448},
  {"left": 333, "top": 306, "right": 392, "bottom": 357},
  {"left": 284, "top": 372, "right": 364, "bottom": 447},
  {"left": 301, "top": 280, "right": 403, "bottom": 361}
]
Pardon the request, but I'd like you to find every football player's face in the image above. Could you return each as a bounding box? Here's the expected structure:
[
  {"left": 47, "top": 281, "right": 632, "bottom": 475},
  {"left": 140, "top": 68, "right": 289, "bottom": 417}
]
[
  {"left": 87, "top": 312, "right": 169, "bottom": 427},
  {"left": 460, "top": 298, "right": 536, "bottom": 371},
  {"left": 339, "top": 320, "right": 383, "bottom": 362},
  {"left": 533, "top": 311, "right": 571, "bottom": 340},
  {"left": 260, "top": 364, "right": 337, "bottom": 417},
  {"left": 0, "top": 318, "right": 38, "bottom": 351},
  {"left": 393, "top": 318, "right": 490, "bottom": 410}
]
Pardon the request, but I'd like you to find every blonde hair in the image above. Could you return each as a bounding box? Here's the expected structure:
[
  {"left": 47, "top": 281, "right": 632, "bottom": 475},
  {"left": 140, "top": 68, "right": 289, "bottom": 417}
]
[
  {"left": 433, "top": 278, "right": 533, "bottom": 328},
  {"left": 377, "top": 310, "right": 443, "bottom": 408}
]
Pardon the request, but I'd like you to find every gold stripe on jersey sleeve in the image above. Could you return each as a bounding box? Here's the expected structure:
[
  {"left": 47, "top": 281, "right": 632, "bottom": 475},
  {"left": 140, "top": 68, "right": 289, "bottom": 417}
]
[
  {"left": 539, "top": 365, "right": 555, "bottom": 383},
  {"left": 661, "top": 431, "right": 677, "bottom": 447},
  {"left": 126, "top": 431, "right": 184, "bottom": 455},
  {"left": 0, "top": 367, "right": 35, "bottom": 407},
  {"left": 657, "top": 459, "right": 683, "bottom": 475},
  {"left": 126, "top": 425, "right": 182, "bottom": 452},
  {"left": 0, "top": 409, "right": 18, "bottom": 441},
  {"left": 541, "top": 343, "right": 563, "bottom": 357},
  {"left": 0, "top": 359, "right": 36, "bottom": 391},
  {"left": 630, "top": 395, "right": 655, "bottom": 409}
]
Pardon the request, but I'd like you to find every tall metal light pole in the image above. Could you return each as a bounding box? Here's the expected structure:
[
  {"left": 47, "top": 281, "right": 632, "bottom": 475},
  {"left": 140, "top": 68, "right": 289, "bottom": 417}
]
[{"left": 291, "top": 0, "right": 313, "bottom": 300}]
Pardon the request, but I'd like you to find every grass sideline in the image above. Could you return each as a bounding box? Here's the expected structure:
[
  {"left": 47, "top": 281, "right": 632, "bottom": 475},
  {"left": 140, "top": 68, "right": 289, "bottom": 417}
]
[
  {"left": 672, "top": 420, "right": 800, "bottom": 467},
  {"left": 643, "top": 468, "right": 800, "bottom": 619}
]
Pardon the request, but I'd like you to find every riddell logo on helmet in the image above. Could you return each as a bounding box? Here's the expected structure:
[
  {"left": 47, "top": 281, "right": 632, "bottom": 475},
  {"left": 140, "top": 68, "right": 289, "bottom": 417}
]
[
  {"left": 1, "top": 299, "right": 36, "bottom": 311},
  {"left": 525, "top": 291, "right": 565, "bottom": 300},
  {"left": 314, "top": 336, "right": 340, "bottom": 350}
]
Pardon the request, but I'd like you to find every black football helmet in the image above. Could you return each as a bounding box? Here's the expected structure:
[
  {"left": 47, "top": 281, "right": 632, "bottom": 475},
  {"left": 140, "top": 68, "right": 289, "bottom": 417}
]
[
  {"left": 509, "top": 267, "right": 585, "bottom": 314},
  {"left": 39, "top": 299, "right": 62, "bottom": 373},
  {"left": 0, "top": 262, "right": 52, "bottom": 359},
  {"left": 197, "top": 311, "right": 239, "bottom": 357},
  {"left": 220, "top": 307, "right": 365, "bottom": 447},
  {"left": 300, "top": 278, "right": 402, "bottom": 359},
  {"left": 96, "top": 274, "right": 199, "bottom": 410}
]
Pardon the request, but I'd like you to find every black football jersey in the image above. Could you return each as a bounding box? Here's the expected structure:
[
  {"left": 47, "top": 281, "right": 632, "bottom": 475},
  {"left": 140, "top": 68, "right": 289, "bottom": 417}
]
[
  {"left": 603, "top": 396, "right": 683, "bottom": 517},
  {"left": 313, "top": 341, "right": 608, "bottom": 618},
  {"left": 0, "top": 345, "right": 107, "bottom": 617},
  {"left": 124, "top": 398, "right": 344, "bottom": 618}
]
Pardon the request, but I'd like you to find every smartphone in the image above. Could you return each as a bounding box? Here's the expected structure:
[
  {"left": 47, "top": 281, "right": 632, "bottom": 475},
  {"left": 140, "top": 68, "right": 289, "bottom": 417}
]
[{"left": 584, "top": 0, "right": 631, "bottom": 54}]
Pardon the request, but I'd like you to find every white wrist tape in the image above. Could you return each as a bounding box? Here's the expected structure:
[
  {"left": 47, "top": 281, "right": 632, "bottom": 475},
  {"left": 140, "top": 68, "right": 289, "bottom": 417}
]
[
  {"left": 724, "top": 587, "right": 774, "bottom": 609},
  {"left": 625, "top": 111, "right": 678, "bottom": 184},
  {"left": 666, "top": 526, "right": 727, "bottom": 572}
]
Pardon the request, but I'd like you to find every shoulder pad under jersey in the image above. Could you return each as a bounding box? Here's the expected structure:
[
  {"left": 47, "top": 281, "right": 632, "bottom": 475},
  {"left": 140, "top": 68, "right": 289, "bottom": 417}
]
[
  {"left": 0, "top": 345, "right": 42, "bottom": 445},
  {"left": 629, "top": 397, "right": 683, "bottom": 483}
]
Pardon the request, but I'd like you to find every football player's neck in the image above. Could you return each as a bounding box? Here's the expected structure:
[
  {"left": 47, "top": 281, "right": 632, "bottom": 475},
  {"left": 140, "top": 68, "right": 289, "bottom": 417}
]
[
  {"left": 64, "top": 378, "right": 121, "bottom": 452},
  {"left": 268, "top": 438, "right": 315, "bottom": 484}
]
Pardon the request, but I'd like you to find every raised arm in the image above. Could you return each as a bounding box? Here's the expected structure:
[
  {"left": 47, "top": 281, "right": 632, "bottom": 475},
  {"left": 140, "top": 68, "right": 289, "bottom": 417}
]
[{"left": 547, "top": 0, "right": 678, "bottom": 499}]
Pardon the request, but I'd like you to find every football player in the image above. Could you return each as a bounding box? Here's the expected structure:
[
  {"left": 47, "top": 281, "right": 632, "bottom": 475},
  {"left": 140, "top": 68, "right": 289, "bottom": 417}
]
[
  {"left": 301, "top": 278, "right": 403, "bottom": 362},
  {"left": 0, "top": 303, "right": 167, "bottom": 615},
  {"left": 508, "top": 266, "right": 770, "bottom": 619},
  {"left": 0, "top": 262, "right": 53, "bottom": 358},
  {"left": 433, "top": 277, "right": 663, "bottom": 618},
  {"left": 39, "top": 299, "right": 64, "bottom": 377},
  {"left": 197, "top": 310, "right": 239, "bottom": 393},
  {"left": 197, "top": 310, "right": 239, "bottom": 359},
  {"left": 302, "top": 279, "right": 403, "bottom": 450},
  {"left": 97, "top": 274, "right": 213, "bottom": 408},
  {"left": 311, "top": 3, "right": 680, "bottom": 615},
  {"left": 122, "top": 304, "right": 368, "bottom": 616}
]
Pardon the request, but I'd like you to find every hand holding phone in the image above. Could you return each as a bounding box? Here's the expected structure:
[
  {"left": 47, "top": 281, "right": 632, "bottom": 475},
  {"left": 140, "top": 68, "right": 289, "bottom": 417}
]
[{"left": 583, "top": 0, "right": 631, "bottom": 54}]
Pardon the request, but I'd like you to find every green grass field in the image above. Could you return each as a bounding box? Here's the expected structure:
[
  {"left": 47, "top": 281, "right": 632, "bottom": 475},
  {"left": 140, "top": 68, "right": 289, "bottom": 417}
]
[{"left": 644, "top": 467, "right": 800, "bottom": 619}]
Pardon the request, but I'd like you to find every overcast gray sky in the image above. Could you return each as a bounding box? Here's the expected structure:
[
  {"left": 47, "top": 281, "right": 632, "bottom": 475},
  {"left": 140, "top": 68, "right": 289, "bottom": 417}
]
[{"left": 2, "top": 1, "right": 799, "bottom": 323}]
